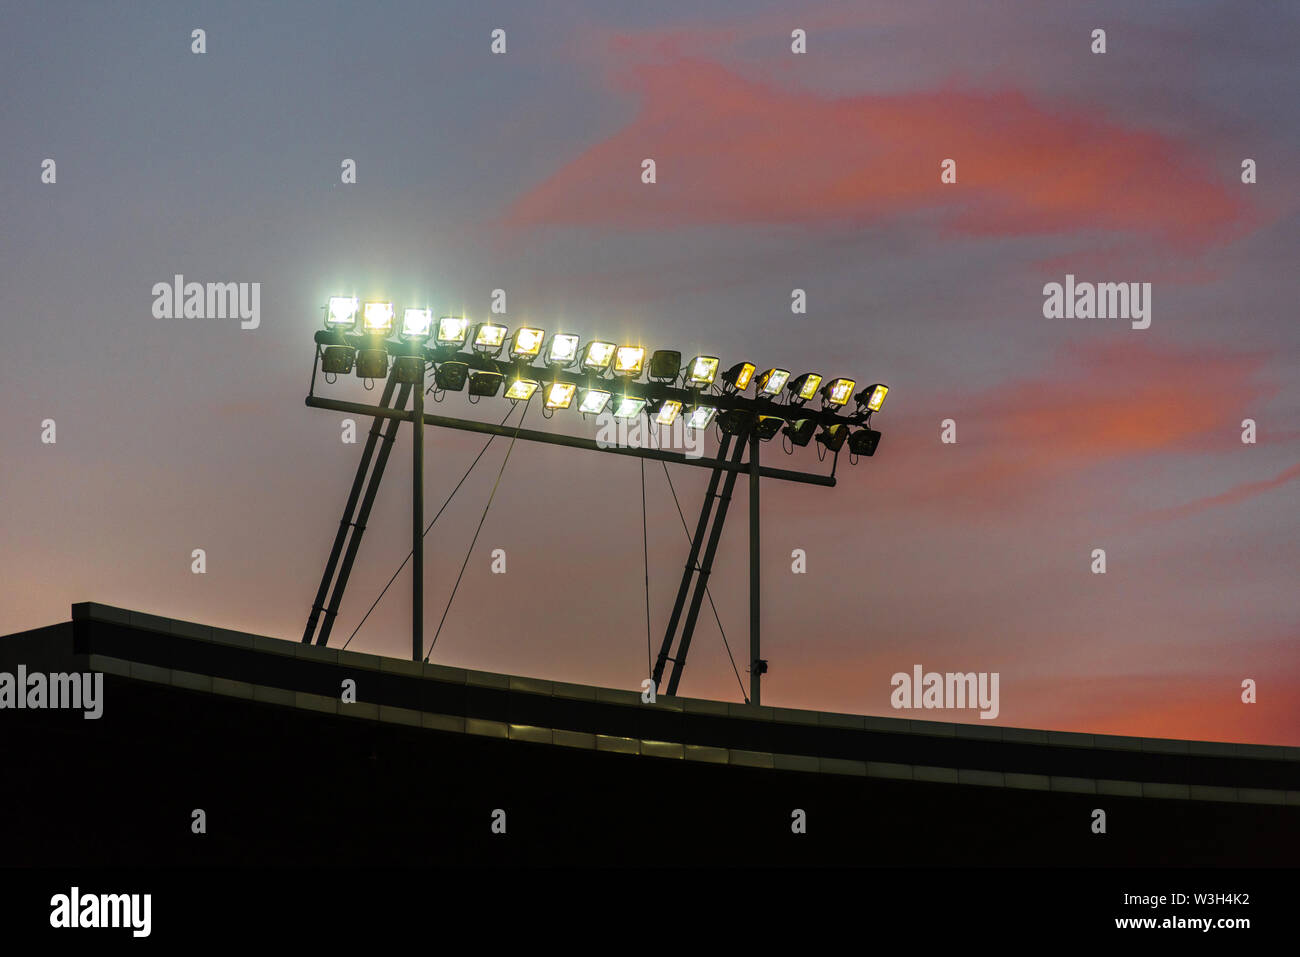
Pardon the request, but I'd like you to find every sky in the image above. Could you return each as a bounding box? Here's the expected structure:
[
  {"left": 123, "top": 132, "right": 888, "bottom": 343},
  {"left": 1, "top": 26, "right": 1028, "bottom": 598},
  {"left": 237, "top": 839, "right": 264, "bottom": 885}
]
[{"left": 1, "top": 1, "right": 1297, "bottom": 744}]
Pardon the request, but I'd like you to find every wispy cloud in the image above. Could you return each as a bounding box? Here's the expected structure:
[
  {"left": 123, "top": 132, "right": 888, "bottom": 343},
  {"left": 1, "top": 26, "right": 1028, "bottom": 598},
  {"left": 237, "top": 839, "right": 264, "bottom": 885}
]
[
  {"left": 505, "top": 59, "right": 1253, "bottom": 251},
  {"left": 1144, "top": 461, "right": 1300, "bottom": 523},
  {"left": 861, "top": 341, "right": 1275, "bottom": 516}
]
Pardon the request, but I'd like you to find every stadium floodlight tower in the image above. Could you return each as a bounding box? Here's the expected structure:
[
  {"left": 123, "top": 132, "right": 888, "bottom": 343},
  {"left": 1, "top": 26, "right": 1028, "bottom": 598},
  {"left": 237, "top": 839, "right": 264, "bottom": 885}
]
[{"left": 301, "top": 296, "right": 890, "bottom": 705}]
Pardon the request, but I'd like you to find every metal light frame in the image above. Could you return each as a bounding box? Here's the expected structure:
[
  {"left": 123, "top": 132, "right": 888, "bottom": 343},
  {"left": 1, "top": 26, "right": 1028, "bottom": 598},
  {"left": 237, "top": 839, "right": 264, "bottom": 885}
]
[{"left": 303, "top": 305, "right": 888, "bottom": 706}]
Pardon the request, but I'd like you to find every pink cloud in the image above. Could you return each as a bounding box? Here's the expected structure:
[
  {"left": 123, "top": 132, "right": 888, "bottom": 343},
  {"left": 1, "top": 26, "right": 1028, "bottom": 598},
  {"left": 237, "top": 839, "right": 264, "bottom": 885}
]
[
  {"left": 505, "top": 59, "right": 1254, "bottom": 250},
  {"left": 1144, "top": 462, "right": 1300, "bottom": 524},
  {"left": 862, "top": 341, "right": 1275, "bottom": 516}
]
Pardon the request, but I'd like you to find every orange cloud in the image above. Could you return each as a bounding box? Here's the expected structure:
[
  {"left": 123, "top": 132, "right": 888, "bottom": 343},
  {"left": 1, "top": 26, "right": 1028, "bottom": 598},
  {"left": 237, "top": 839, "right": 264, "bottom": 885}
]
[
  {"left": 987, "top": 341, "right": 1267, "bottom": 456},
  {"left": 505, "top": 59, "right": 1251, "bottom": 249}
]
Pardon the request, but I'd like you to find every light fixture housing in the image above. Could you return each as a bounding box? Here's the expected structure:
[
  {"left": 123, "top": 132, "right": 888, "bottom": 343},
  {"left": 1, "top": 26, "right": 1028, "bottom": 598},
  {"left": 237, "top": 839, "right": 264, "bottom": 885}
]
[
  {"left": 788, "top": 373, "right": 823, "bottom": 405},
  {"left": 505, "top": 378, "right": 539, "bottom": 401},
  {"left": 685, "top": 405, "right": 718, "bottom": 430},
  {"left": 721, "top": 362, "right": 756, "bottom": 393},
  {"left": 392, "top": 354, "right": 425, "bottom": 384},
  {"left": 355, "top": 349, "right": 389, "bottom": 379},
  {"left": 754, "top": 415, "right": 784, "bottom": 440},
  {"left": 816, "top": 423, "right": 850, "bottom": 452},
  {"left": 509, "top": 327, "right": 545, "bottom": 361},
  {"left": 326, "top": 296, "right": 359, "bottom": 330},
  {"left": 581, "top": 341, "right": 617, "bottom": 374},
  {"left": 320, "top": 345, "right": 355, "bottom": 374},
  {"left": 613, "top": 346, "right": 646, "bottom": 378},
  {"left": 685, "top": 356, "right": 719, "bottom": 388},
  {"left": 655, "top": 399, "right": 683, "bottom": 425},
  {"left": 468, "top": 369, "right": 503, "bottom": 397},
  {"left": 401, "top": 308, "right": 434, "bottom": 342},
  {"left": 612, "top": 396, "right": 648, "bottom": 418},
  {"left": 579, "top": 388, "right": 611, "bottom": 414},
  {"left": 435, "top": 316, "right": 470, "bottom": 350},
  {"left": 544, "top": 333, "right": 581, "bottom": 368},
  {"left": 718, "top": 409, "right": 755, "bottom": 436},
  {"left": 848, "top": 428, "right": 882, "bottom": 457},
  {"left": 434, "top": 361, "right": 469, "bottom": 392},
  {"left": 821, "top": 377, "right": 856, "bottom": 409},
  {"left": 472, "top": 322, "right": 509, "bottom": 356},
  {"left": 783, "top": 418, "right": 817, "bottom": 447},
  {"left": 544, "top": 382, "right": 576, "bottom": 409},
  {"left": 649, "top": 350, "right": 682, "bottom": 382},
  {"left": 362, "top": 301, "right": 395, "bottom": 336},
  {"left": 857, "top": 383, "right": 889, "bottom": 413},
  {"left": 755, "top": 368, "right": 790, "bottom": 397}
]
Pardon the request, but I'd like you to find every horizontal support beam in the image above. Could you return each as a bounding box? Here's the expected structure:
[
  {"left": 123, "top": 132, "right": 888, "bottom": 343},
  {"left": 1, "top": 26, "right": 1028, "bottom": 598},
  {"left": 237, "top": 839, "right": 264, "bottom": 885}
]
[{"left": 305, "top": 395, "right": 836, "bottom": 487}]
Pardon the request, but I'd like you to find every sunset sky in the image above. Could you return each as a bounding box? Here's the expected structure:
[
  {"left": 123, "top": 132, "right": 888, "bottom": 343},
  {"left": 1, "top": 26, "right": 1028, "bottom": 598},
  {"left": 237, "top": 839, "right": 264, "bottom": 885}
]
[{"left": 1, "top": 1, "right": 1296, "bottom": 744}]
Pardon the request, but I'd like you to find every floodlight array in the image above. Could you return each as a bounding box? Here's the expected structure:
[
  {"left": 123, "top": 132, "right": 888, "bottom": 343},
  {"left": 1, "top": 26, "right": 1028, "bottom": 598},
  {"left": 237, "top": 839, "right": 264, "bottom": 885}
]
[{"left": 314, "top": 301, "right": 888, "bottom": 458}]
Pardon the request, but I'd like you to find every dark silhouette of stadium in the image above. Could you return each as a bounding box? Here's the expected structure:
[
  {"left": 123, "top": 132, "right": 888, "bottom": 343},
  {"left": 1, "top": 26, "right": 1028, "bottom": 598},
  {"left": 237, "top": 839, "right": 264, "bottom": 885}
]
[{"left": 1, "top": 602, "right": 1295, "bottom": 867}]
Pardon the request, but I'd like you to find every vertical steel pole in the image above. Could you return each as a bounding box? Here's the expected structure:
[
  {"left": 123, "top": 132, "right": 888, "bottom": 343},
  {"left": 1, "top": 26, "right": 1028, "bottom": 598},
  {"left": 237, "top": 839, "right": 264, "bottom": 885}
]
[
  {"left": 749, "top": 434, "right": 761, "bottom": 706},
  {"left": 412, "top": 370, "right": 425, "bottom": 662}
]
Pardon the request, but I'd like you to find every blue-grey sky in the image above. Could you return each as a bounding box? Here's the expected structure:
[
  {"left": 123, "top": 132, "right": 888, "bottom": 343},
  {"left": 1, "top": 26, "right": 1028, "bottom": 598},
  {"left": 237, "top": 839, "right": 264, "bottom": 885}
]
[{"left": 2, "top": 1, "right": 1297, "bottom": 743}]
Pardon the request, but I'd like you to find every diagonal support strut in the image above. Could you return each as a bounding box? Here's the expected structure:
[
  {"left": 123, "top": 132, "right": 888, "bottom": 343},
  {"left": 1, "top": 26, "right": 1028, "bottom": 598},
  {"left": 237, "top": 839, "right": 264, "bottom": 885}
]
[
  {"left": 307, "top": 381, "right": 413, "bottom": 647},
  {"left": 651, "top": 433, "right": 735, "bottom": 690},
  {"left": 302, "top": 374, "right": 400, "bottom": 644},
  {"left": 665, "top": 435, "right": 751, "bottom": 696}
]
